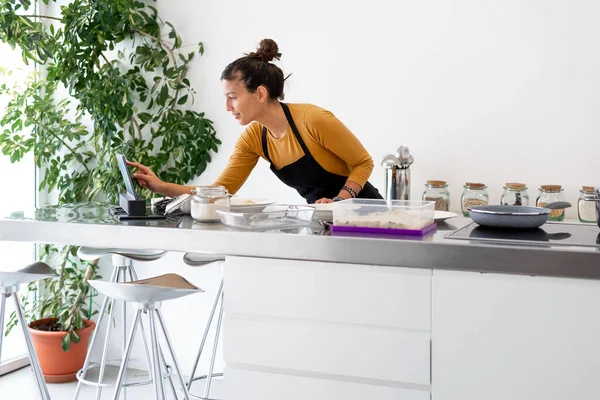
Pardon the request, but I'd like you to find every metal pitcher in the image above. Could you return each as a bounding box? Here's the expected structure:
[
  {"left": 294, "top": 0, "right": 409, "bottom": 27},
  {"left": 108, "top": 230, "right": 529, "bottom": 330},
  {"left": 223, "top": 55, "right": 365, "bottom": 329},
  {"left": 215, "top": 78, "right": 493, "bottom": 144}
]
[
  {"left": 381, "top": 145, "right": 414, "bottom": 201},
  {"left": 385, "top": 167, "right": 410, "bottom": 200}
]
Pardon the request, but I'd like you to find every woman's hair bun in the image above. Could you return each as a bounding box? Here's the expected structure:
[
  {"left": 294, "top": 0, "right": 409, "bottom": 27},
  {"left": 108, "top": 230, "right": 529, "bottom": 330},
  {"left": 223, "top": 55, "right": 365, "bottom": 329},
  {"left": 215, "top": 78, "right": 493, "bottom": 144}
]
[{"left": 249, "top": 38, "right": 281, "bottom": 62}]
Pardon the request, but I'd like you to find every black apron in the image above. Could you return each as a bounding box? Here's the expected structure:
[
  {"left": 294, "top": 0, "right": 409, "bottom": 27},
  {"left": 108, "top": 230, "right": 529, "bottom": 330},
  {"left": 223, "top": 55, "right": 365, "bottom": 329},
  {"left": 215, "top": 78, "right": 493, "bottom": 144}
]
[{"left": 261, "top": 103, "right": 383, "bottom": 204}]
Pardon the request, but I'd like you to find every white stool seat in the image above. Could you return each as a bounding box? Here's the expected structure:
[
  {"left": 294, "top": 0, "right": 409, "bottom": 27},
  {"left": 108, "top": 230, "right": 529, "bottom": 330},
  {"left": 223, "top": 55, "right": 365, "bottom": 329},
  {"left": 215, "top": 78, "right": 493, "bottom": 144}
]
[
  {"left": 0, "top": 262, "right": 56, "bottom": 288},
  {"left": 89, "top": 274, "right": 203, "bottom": 304},
  {"left": 182, "top": 252, "right": 225, "bottom": 267},
  {"left": 77, "top": 247, "right": 166, "bottom": 262}
]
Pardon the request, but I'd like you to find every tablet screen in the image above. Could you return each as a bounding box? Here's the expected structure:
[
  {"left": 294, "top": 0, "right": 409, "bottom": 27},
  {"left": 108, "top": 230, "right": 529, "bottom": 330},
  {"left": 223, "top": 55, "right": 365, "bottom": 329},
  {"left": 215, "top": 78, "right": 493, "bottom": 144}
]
[{"left": 115, "top": 153, "right": 140, "bottom": 200}]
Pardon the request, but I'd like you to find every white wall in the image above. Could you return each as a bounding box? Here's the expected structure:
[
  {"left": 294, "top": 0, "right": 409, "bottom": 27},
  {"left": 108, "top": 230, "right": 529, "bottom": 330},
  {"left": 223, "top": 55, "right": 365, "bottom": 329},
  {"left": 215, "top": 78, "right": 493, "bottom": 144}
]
[{"left": 158, "top": 0, "right": 600, "bottom": 217}]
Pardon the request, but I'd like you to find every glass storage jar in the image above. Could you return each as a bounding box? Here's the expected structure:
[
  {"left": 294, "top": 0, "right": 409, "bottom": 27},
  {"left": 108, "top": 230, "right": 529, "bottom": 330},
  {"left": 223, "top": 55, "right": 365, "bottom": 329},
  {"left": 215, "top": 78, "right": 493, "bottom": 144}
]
[
  {"left": 577, "top": 186, "right": 597, "bottom": 223},
  {"left": 461, "top": 182, "right": 489, "bottom": 216},
  {"left": 190, "top": 186, "right": 230, "bottom": 222},
  {"left": 536, "top": 185, "right": 566, "bottom": 221},
  {"left": 500, "top": 182, "right": 529, "bottom": 206},
  {"left": 422, "top": 180, "right": 450, "bottom": 211}
]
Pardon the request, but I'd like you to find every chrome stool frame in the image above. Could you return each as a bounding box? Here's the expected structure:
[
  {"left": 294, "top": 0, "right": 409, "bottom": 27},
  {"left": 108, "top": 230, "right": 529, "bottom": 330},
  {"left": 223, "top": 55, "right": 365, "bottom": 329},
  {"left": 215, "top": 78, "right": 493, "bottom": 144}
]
[
  {"left": 182, "top": 253, "right": 225, "bottom": 400},
  {"left": 74, "top": 248, "right": 168, "bottom": 400},
  {"left": 0, "top": 262, "right": 56, "bottom": 400}
]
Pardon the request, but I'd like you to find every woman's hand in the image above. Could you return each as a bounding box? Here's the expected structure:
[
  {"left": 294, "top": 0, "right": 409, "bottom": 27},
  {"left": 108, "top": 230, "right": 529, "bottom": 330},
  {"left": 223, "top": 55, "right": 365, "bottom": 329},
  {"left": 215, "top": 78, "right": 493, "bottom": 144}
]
[
  {"left": 126, "top": 161, "right": 165, "bottom": 194},
  {"left": 315, "top": 198, "right": 335, "bottom": 204}
]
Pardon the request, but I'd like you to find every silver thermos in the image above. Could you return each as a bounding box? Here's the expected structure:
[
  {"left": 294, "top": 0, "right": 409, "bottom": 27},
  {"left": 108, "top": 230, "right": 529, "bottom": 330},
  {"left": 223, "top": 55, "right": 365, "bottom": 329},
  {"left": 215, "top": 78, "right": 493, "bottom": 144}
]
[{"left": 381, "top": 145, "right": 414, "bottom": 200}]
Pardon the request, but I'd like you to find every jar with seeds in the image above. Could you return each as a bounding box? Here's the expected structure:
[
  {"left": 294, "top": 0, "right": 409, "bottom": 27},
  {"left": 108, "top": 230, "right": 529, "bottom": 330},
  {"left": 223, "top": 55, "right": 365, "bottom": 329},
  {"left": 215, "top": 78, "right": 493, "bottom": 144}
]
[
  {"left": 422, "top": 180, "right": 450, "bottom": 211},
  {"left": 461, "top": 182, "right": 489, "bottom": 216},
  {"left": 536, "top": 185, "right": 566, "bottom": 221},
  {"left": 500, "top": 182, "right": 529, "bottom": 206}
]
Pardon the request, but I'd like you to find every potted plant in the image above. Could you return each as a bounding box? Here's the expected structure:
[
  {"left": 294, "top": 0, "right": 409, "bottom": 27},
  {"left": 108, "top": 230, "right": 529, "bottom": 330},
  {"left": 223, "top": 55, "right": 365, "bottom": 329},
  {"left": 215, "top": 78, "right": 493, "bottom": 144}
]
[
  {"left": 5, "top": 245, "right": 100, "bottom": 382},
  {"left": 0, "top": 0, "right": 219, "bottom": 381}
]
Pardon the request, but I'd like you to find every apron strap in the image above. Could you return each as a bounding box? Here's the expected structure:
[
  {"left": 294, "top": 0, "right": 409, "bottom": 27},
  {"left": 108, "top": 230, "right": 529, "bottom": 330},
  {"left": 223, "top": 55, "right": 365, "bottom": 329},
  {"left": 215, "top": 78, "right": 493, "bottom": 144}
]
[
  {"left": 261, "top": 126, "right": 273, "bottom": 163},
  {"left": 280, "top": 103, "right": 312, "bottom": 157}
]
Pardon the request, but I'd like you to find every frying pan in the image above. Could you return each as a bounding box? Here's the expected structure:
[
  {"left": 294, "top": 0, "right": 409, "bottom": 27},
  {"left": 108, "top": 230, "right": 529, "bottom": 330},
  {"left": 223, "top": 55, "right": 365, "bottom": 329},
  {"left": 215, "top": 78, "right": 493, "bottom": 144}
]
[{"left": 469, "top": 202, "right": 572, "bottom": 229}]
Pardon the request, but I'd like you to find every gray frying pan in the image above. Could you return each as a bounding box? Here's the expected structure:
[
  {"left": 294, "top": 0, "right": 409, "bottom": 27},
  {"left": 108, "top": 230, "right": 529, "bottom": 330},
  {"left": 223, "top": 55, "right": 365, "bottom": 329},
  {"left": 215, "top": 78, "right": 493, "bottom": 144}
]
[{"left": 469, "top": 202, "right": 572, "bottom": 229}]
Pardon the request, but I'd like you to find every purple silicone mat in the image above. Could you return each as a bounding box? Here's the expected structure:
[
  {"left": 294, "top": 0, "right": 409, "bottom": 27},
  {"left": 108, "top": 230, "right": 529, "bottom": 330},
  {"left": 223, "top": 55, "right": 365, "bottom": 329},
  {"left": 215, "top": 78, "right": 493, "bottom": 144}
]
[{"left": 331, "top": 223, "right": 437, "bottom": 236}]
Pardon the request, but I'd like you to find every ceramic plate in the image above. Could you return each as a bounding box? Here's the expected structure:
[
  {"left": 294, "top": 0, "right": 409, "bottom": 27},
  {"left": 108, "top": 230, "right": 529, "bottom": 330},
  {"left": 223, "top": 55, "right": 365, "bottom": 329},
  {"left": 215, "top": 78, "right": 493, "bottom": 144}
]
[
  {"left": 434, "top": 211, "right": 458, "bottom": 222},
  {"left": 229, "top": 198, "right": 276, "bottom": 212}
]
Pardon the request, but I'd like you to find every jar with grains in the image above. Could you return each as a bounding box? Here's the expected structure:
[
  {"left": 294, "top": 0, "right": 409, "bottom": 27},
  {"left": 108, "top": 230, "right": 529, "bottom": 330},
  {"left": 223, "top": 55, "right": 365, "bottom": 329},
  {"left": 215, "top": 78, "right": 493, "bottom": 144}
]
[
  {"left": 191, "top": 186, "right": 230, "bottom": 222},
  {"left": 500, "top": 182, "right": 529, "bottom": 206},
  {"left": 461, "top": 182, "right": 489, "bottom": 216},
  {"left": 577, "top": 186, "right": 597, "bottom": 223},
  {"left": 422, "top": 180, "right": 450, "bottom": 211},
  {"left": 536, "top": 185, "right": 566, "bottom": 221}
]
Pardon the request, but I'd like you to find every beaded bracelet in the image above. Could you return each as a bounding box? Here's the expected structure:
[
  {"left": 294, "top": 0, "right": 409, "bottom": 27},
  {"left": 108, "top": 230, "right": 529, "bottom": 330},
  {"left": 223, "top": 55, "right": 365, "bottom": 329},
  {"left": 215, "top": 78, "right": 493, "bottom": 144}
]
[{"left": 342, "top": 185, "right": 358, "bottom": 198}]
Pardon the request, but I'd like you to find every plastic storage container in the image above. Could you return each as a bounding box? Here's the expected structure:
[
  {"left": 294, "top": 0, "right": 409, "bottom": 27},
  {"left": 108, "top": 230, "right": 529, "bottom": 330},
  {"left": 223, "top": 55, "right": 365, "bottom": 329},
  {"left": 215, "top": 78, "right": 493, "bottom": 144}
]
[
  {"left": 422, "top": 181, "right": 450, "bottom": 211},
  {"left": 332, "top": 199, "right": 435, "bottom": 231},
  {"left": 500, "top": 182, "right": 529, "bottom": 206},
  {"left": 536, "top": 185, "right": 566, "bottom": 221},
  {"left": 461, "top": 182, "right": 489, "bottom": 216}
]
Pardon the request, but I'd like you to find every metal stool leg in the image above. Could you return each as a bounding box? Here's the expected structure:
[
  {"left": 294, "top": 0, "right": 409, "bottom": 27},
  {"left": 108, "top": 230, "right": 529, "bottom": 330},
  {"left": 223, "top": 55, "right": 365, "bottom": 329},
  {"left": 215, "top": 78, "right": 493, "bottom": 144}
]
[
  {"left": 112, "top": 309, "right": 142, "bottom": 400},
  {"left": 148, "top": 309, "right": 166, "bottom": 400},
  {"left": 74, "top": 266, "right": 119, "bottom": 400},
  {"left": 130, "top": 267, "right": 177, "bottom": 398},
  {"left": 204, "top": 295, "right": 224, "bottom": 400},
  {"left": 157, "top": 309, "right": 190, "bottom": 400},
  {"left": 14, "top": 293, "right": 51, "bottom": 400},
  {"left": 0, "top": 293, "right": 6, "bottom": 363},
  {"left": 187, "top": 279, "right": 224, "bottom": 390}
]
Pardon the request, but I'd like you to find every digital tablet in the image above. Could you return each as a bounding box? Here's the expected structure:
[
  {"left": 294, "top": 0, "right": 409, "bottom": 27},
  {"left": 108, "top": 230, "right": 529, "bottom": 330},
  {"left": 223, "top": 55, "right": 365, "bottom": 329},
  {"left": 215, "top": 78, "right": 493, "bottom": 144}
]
[{"left": 115, "top": 153, "right": 140, "bottom": 200}]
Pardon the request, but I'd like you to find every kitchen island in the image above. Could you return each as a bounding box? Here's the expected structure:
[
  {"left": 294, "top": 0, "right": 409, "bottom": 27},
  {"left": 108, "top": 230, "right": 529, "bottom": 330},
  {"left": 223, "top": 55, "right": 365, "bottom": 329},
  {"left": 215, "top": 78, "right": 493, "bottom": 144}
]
[{"left": 1, "top": 203, "right": 600, "bottom": 400}]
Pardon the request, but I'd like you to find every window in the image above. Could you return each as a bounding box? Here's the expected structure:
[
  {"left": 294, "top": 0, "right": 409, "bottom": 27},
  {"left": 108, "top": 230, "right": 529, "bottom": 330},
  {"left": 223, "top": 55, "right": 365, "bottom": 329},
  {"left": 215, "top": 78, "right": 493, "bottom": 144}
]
[{"left": 0, "top": 40, "right": 37, "bottom": 374}]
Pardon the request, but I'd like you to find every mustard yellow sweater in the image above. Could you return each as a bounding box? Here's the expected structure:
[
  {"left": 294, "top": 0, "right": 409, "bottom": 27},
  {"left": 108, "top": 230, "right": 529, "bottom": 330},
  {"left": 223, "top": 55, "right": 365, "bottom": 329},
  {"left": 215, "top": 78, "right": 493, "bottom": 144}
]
[{"left": 213, "top": 103, "right": 374, "bottom": 195}]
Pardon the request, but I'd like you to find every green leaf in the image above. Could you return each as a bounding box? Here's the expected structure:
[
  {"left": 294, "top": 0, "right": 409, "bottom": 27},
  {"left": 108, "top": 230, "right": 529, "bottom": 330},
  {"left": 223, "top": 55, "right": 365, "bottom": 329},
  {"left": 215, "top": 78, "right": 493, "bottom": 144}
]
[
  {"left": 61, "top": 332, "right": 71, "bottom": 352},
  {"left": 177, "top": 95, "right": 188, "bottom": 105}
]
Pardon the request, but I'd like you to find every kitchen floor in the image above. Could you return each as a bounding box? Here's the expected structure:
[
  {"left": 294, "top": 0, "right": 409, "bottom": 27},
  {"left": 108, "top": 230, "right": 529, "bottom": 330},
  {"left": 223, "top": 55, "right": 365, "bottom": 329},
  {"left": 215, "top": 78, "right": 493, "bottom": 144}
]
[{"left": 0, "top": 365, "right": 224, "bottom": 399}]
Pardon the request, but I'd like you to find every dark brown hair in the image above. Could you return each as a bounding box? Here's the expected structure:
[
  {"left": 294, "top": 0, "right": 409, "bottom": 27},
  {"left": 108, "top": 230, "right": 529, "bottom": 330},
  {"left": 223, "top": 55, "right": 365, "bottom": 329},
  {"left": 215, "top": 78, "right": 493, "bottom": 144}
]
[{"left": 221, "top": 39, "right": 287, "bottom": 100}]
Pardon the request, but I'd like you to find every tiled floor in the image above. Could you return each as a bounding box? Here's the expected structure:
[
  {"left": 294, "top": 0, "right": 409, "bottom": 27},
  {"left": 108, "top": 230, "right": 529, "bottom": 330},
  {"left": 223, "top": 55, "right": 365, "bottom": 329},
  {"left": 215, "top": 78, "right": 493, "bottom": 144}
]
[{"left": 0, "top": 365, "right": 224, "bottom": 399}]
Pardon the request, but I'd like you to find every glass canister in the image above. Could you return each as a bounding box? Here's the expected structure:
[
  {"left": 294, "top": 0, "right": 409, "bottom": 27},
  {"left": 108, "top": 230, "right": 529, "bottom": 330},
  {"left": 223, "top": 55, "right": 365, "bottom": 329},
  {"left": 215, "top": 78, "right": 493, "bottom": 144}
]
[
  {"left": 577, "top": 186, "right": 597, "bottom": 223},
  {"left": 422, "top": 180, "right": 450, "bottom": 211},
  {"left": 190, "top": 186, "right": 230, "bottom": 222},
  {"left": 536, "top": 185, "right": 566, "bottom": 221},
  {"left": 461, "top": 182, "right": 489, "bottom": 216},
  {"left": 500, "top": 182, "right": 529, "bottom": 206}
]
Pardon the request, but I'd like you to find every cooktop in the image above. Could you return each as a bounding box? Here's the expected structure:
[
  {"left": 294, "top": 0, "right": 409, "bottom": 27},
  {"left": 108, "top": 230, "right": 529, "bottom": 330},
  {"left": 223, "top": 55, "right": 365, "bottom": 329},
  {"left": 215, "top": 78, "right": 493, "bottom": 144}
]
[{"left": 445, "top": 221, "right": 600, "bottom": 249}]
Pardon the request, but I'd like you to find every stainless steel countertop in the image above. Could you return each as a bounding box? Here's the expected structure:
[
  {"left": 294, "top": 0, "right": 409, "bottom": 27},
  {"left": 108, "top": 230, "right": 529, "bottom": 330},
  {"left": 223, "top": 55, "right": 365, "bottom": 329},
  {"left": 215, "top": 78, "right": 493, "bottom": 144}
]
[{"left": 1, "top": 203, "right": 600, "bottom": 280}]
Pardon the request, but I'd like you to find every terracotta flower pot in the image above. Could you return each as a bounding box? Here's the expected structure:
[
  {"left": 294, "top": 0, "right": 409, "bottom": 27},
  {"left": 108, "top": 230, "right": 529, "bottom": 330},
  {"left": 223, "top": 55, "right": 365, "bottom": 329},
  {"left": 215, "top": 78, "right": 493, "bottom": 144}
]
[{"left": 28, "top": 317, "right": 96, "bottom": 383}]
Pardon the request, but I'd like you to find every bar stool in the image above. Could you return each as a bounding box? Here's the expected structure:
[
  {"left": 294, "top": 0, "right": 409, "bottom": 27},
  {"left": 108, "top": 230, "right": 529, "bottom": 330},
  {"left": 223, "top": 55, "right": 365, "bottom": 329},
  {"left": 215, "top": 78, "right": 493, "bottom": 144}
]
[
  {"left": 0, "top": 262, "right": 56, "bottom": 400},
  {"left": 89, "top": 273, "right": 203, "bottom": 400},
  {"left": 74, "top": 247, "right": 167, "bottom": 400},
  {"left": 182, "top": 252, "right": 225, "bottom": 400}
]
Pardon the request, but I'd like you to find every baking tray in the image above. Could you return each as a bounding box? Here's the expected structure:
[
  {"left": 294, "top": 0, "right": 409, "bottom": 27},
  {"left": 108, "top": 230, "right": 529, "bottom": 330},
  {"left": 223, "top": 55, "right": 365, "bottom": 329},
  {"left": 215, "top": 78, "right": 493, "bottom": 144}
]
[{"left": 216, "top": 205, "right": 315, "bottom": 230}]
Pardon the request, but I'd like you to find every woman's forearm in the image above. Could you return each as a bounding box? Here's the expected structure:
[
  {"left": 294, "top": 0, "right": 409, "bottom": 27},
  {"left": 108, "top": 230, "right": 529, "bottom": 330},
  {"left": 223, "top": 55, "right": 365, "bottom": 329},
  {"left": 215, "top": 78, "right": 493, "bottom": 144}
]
[{"left": 160, "top": 182, "right": 194, "bottom": 198}]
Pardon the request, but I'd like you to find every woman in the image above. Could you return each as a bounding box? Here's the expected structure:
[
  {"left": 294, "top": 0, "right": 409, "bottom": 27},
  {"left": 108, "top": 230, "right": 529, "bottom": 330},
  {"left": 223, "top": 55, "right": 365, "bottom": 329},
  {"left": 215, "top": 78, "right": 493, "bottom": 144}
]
[{"left": 128, "top": 39, "right": 382, "bottom": 204}]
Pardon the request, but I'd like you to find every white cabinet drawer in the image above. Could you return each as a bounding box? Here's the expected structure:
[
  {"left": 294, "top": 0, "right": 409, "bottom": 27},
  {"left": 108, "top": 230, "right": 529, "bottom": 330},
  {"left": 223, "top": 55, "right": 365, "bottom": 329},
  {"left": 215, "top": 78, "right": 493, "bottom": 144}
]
[
  {"left": 224, "top": 316, "right": 431, "bottom": 385},
  {"left": 224, "top": 256, "right": 431, "bottom": 331},
  {"left": 225, "top": 367, "right": 430, "bottom": 400}
]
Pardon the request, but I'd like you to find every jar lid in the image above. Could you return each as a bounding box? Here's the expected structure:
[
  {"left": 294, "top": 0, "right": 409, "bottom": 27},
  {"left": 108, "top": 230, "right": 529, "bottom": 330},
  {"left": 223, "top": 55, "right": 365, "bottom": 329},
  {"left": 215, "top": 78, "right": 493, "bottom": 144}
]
[
  {"left": 540, "top": 185, "right": 562, "bottom": 192},
  {"left": 426, "top": 180, "right": 447, "bottom": 188},
  {"left": 504, "top": 182, "right": 526, "bottom": 190},
  {"left": 465, "top": 182, "right": 486, "bottom": 189},
  {"left": 582, "top": 186, "right": 596, "bottom": 193},
  {"left": 194, "top": 185, "right": 228, "bottom": 197}
]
